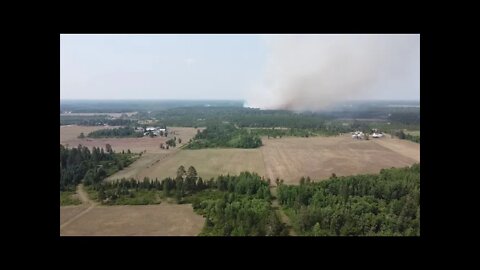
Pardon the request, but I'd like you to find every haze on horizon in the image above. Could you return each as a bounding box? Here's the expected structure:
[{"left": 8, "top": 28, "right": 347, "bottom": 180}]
[{"left": 61, "top": 34, "right": 420, "bottom": 110}]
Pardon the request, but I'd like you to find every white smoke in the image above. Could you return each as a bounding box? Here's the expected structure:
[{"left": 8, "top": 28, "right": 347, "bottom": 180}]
[{"left": 245, "top": 34, "right": 419, "bottom": 111}]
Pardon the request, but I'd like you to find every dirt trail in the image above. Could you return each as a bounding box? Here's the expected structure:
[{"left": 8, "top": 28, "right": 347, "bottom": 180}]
[
  {"left": 60, "top": 184, "right": 97, "bottom": 230},
  {"left": 270, "top": 186, "right": 297, "bottom": 236},
  {"left": 76, "top": 184, "right": 94, "bottom": 205}
]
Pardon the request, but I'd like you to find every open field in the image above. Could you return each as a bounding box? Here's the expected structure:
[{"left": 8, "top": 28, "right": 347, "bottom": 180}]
[
  {"left": 60, "top": 112, "right": 137, "bottom": 117},
  {"left": 60, "top": 205, "right": 89, "bottom": 225},
  {"left": 113, "top": 134, "right": 419, "bottom": 185},
  {"left": 261, "top": 134, "right": 419, "bottom": 184},
  {"left": 60, "top": 125, "right": 120, "bottom": 142},
  {"left": 60, "top": 203, "right": 204, "bottom": 236},
  {"left": 137, "top": 148, "right": 266, "bottom": 181},
  {"left": 60, "top": 126, "right": 199, "bottom": 154},
  {"left": 372, "top": 136, "right": 420, "bottom": 162}
]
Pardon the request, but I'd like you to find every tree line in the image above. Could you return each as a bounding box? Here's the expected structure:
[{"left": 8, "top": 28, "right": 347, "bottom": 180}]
[
  {"left": 391, "top": 130, "right": 420, "bottom": 143},
  {"left": 60, "top": 116, "right": 135, "bottom": 126},
  {"left": 277, "top": 164, "right": 420, "bottom": 236},
  {"left": 60, "top": 144, "right": 136, "bottom": 191},
  {"left": 86, "top": 127, "right": 143, "bottom": 138},
  {"left": 186, "top": 123, "right": 262, "bottom": 149},
  {"left": 88, "top": 167, "right": 288, "bottom": 236}
]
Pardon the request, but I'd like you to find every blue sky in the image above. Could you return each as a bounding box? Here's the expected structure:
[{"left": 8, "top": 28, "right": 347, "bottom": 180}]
[
  {"left": 61, "top": 34, "right": 420, "bottom": 107},
  {"left": 61, "top": 34, "right": 267, "bottom": 100}
]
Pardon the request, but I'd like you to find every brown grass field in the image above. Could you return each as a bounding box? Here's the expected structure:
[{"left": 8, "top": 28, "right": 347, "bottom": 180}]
[
  {"left": 136, "top": 148, "right": 266, "bottom": 181},
  {"left": 60, "top": 126, "right": 199, "bottom": 153},
  {"left": 62, "top": 125, "right": 419, "bottom": 185},
  {"left": 260, "top": 134, "right": 419, "bottom": 184},
  {"left": 113, "top": 134, "right": 419, "bottom": 185},
  {"left": 60, "top": 205, "right": 89, "bottom": 225},
  {"left": 60, "top": 125, "right": 120, "bottom": 142},
  {"left": 60, "top": 203, "right": 205, "bottom": 236}
]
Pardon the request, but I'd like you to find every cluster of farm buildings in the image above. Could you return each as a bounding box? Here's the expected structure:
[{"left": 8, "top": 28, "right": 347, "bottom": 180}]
[
  {"left": 352, "top": 129, "right": 384, "bottom": 139},
  {"left": 135, "top": 126, "right": 168, "bottom": 137}
]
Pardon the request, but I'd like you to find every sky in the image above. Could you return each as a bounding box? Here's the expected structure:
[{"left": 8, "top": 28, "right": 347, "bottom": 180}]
[
  {"left": 61, "top": 34, "right": 266, "bottom": 100},
  {"left": 61, "top": 34, "right": 420, "bottom": 107}
]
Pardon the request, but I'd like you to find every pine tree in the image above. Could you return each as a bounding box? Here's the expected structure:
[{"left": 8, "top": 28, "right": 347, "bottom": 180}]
[
  {"left": 187, "top": 166, "right": 197, "bottom": 178},
  {"left": 177, "top": 165, "right": 186, "bottom": 179}
]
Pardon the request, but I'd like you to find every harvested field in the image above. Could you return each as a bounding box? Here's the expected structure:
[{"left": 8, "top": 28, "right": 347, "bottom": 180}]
[
  {"left": 60, "top": 126, "right": 199, "bottom": 154},
  {"left": 372, "top": 136, "right": 420, "bottom": 162},
  {"left": 261, "top": 134, "right": 419, "bottom": 184},
  {"left": 138, "top": 148, "right": 266, "bottom": 181},
  {"left": 60, "top": 203, "right": 204, "bottom": 236},
  {"left": 106, "top": 152, "right": 167, "bottom": 180},
  {"left": 126, "top": 134, "right": 419, "bottom": 185},
  {"left": 60, "top": 205, "right": 89, "bottom": 225},
  {"left": 60, "top": 125, "right": 120, "bottom": 142}
]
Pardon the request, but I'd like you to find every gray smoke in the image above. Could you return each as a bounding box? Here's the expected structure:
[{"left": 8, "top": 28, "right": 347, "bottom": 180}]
[{"left": 245, "top": 34, "right": 419, "bottom": 111}]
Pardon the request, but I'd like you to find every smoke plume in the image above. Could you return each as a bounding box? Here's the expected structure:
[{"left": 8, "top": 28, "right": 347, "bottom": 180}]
[{"left": 245, "top": 34, "right": 419, "bottom": 111}]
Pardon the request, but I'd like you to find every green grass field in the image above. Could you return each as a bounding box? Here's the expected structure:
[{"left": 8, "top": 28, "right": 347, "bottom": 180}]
[
  {"left": 139, "top": 148, "right": 266, "bottom": 180},
  {"left": 60, "top": 191, "right": 82, "bottom": 206}
]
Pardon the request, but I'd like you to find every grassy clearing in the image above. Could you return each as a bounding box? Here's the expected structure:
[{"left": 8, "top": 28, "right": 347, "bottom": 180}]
[
  {"left": 105, "top": 190, "right": 162, "bottom": 205},
  {"left": 84, "top": 186, "right": 98, "bottom": 201},
  {"left": 84, "top": 185, "right": 162, "bottom": 205},
  {"left": 60, "top": 191, "right": 82, "bottom": 206}
]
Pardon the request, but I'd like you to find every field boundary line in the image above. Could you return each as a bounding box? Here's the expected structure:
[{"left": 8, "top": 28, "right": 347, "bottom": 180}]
[{"left": 60, "top": 184, "right": 98, "bottom": 231}]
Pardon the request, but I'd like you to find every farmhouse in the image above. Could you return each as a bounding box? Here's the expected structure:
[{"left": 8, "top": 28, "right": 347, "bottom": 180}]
[{"left": 142, "top": 126, "right": 168, "bottom": 137}]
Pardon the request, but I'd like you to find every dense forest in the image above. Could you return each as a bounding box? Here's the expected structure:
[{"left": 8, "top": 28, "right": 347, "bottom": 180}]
[
  {"left": 187, "top": 122, "right": 262, "bottom": 149},
  {"left": 87, "top": 127, "right": 143, "bottom": 138},
  {"left": 60, "top": 100, "right": 244, "bottom": 113},
  {"left": 151, "top": 105, "right": 419, "bottom": 129},
  {"left": 277, "top": 164, "right": 420, "bottom": 236},
  {"left": 189, "top": 172, "right": 287, "bottom": 236},
  {"left": 152, "top": 107, "right": 336, "bottom": 128},
  {"left": 60, "top": 144, "right": 136, "bottom": 191}
]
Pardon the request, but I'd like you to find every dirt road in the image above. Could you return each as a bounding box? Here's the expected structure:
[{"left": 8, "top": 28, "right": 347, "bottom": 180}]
[
  {"left": 60, "top": 184, "right": 97, "bottom": 230},
  {"left": 270, "top": 186, "right": 297, "bottom": 236}
]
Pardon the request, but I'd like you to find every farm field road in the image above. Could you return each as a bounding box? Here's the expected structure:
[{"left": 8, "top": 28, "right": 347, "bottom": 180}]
[
  {"left": 76, "top": 183, "right": 95, "bottom": 205},
  {"left": 60, "top": 184, "right": 97, "bottom": 230}
]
